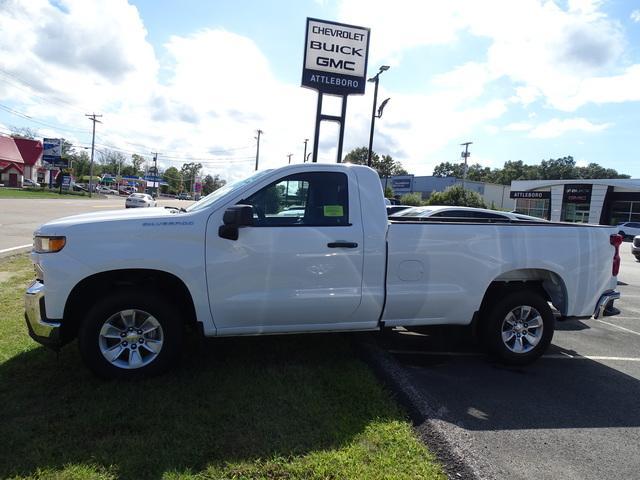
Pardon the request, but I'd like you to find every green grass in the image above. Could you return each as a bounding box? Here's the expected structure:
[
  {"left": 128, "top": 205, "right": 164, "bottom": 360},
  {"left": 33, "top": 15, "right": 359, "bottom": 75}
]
[
  {"left": 0, "top": 255, "right": 444, "bottom": 480},
  {"left": 0, "top": 188, "right": 89, "bottom": 199}
]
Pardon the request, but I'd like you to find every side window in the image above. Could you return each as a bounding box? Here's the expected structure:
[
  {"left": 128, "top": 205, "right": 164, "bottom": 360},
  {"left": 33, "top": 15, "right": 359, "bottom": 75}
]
[{"left": 242, "top": 172, "right": 349, "bottom": 227}]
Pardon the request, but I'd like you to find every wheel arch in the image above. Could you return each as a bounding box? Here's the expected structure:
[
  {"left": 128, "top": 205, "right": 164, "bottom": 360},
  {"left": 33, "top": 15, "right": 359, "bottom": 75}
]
[
  {"left": 478, "top": 268, "right": 568, "bottom": 318},
  {"left": 63, "top": 269, "right": 197, "bottom": 342}
]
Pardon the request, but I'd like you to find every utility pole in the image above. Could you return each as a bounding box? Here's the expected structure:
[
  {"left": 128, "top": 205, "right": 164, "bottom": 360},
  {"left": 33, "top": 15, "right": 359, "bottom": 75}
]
[
  {"left": 85, "top": 113, "right": 102, "bottom": 197},
  {"left": 303, "top": 139, "right": 308, "bottom": 164},
  {"left": 287, "top": 153, "right": 293, "bottom": 164},
  {"left": 460, "top": 141, "right": 472, "bottom": 191},
  {"left": 255, "top": 129, "right": 263, "bottom": 171},
  {"left": 151, "top": 152, "right": 159, "bottom": 198}
]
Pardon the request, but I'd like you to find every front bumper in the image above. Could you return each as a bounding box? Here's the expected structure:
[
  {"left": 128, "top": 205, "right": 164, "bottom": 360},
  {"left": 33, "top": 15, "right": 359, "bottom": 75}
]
[
  {"left": 24, "top": 280, "right": 62, "bottom": 350},
  {"left": 593, "top": 290, "right": 620, "bottom": 319}
]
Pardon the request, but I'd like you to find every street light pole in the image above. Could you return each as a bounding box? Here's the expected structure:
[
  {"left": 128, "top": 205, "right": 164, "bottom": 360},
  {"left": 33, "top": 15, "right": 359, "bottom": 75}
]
[
  {"left": 255, "top": 129, "right": 263, "bottom": 171},
  {"left": 367, "top": 66, "right": 390, "bottom": 167},
  {"left": 303, "top": 138, "right": 308, "bottom": 164}
]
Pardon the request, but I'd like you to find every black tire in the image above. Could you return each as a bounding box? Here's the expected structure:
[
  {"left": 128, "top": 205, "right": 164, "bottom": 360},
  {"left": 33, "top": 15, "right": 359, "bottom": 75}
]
[
  {"left": 483, "top": 290, "right": 554, "bottom": 365},
  {"left": 78, "top": 290, "right": 183, "bottom": 379}
]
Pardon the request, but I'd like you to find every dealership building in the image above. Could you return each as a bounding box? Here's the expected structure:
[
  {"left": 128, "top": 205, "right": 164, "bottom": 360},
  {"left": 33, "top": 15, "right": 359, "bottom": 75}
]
[
  {"left": 509, "top": 179, "right": 640, "bottom": 225},
  {"left": 384, "top": 175, "right": 514, "bottom": 210}
]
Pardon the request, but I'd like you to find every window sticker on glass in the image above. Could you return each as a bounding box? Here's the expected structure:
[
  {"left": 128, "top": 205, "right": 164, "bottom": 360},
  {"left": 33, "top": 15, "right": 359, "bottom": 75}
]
[{"left": 324, "top": 205, "right": 344, "bottom": 217}]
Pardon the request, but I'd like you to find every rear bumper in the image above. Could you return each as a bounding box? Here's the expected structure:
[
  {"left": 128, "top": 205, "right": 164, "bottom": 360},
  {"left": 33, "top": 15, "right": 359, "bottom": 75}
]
[
  {"left": 593, "top": 290, "right": 620, "bottom": 319},
  {"left": 24, "top": 281, "right": 63, "bottom": 350}
]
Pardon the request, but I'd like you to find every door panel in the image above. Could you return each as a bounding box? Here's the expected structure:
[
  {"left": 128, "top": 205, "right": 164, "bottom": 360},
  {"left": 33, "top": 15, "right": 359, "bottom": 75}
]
[{"left": 206, "top": 170, "right": 366, "bottom": 333}]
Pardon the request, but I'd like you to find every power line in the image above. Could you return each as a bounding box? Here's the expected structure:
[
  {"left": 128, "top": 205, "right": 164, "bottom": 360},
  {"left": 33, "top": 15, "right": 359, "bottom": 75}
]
[
  {"left": 0, "top": 102, "right": 91, "bottom": 134},
  {"left": 0, "top": 69, "right": 87, "bottom": 115}
]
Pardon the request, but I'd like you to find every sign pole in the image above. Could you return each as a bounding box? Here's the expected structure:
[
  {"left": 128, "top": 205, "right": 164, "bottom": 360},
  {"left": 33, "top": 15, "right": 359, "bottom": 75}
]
[
  {"left": 336, "top": 95, "right": 348, "bottom": 163},
  {"left": 312, "top": 92, "right": 323, "bottom": 163}
]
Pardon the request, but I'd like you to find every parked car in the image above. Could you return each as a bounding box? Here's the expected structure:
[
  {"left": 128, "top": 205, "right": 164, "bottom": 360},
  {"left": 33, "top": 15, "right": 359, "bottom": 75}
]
[
  {"left": 96, "top": 185, "right": 118, "bottom": 195},
  {"left": 617, "top": 222, "right": 640, "bottom": 240},
  {"left": 25, "top": 164, "right": 621, "bottom": 378},
  {"left": 632, "top": 236, "right": 640, "bottom": 261},
  {"left": 125, "top": 193, "right": 157, "bottom": 208},
  {"left": 119, "top": 186, "right": 136, "bottom": 196},
  {"left": 23, "top": 179, "right": 40, "bottom": 188},
  {"left": 386, "top": 205, "right": 411, "bottom": 216},
  {"left": 390, "top": 205, "right": 548, "bottom": 222},
  {"left": 176, "top": 192, "right": 192, "bottom": 200}
]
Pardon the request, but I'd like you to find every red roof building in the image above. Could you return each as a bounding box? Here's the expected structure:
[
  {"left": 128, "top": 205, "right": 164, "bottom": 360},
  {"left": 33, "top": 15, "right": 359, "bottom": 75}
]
[{"left": 0, "top": 136, "right": 43, "bottom": 187}]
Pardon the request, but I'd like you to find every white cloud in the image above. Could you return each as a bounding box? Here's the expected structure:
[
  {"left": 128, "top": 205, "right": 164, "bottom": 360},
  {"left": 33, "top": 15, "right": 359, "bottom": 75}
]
[
  {"left": 631, "top": 9, "right": 640, "bottom": 23},
  {"left": 339, "top": 0, "right": 631, "bottom": 112},
  {"left": 528, "top": 118, "right": 612, "bottom": 138},
  {"left": 504, "top": 122, "right": 533, "bottom": 132}
]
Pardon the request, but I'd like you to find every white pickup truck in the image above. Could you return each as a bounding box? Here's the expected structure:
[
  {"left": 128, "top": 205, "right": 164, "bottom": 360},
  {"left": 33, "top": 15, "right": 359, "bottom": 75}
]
[{"left": 25, "top": 164, "right": 622, "bottom": 378}]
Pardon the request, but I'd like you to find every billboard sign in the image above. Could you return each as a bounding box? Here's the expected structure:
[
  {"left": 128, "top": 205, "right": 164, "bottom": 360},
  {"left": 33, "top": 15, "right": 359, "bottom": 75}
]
[
  {"left": 42, "top": 138, "right": 66, "bottom": 166},
  {"left": 62, "top": 175, "right": 71, "bottom": 190},
  {"left": 301, "top": 18, "right": 370, "bottom": 95},
  {"left": 391, "top": 176, "right": 413, "bottom": 192}
]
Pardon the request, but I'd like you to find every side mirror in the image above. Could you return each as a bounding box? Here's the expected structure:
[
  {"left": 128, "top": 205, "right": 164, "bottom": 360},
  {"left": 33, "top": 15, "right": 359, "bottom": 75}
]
[{"left": 219, "top": 205, "right": 253, "bottom": 240}]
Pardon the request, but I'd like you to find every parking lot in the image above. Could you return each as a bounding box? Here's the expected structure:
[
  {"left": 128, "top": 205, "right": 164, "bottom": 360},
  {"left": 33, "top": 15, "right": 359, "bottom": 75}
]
[
  {"left": 377, "top": 247, "right": 640, "bottom": 480},
  {"left": 0, "top": 196, "right": 194, "bottom": 251}
]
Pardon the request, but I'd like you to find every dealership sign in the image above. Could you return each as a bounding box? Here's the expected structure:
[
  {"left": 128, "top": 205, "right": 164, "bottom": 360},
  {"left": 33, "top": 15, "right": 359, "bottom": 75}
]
[
  {"left": 564, "top": 184, "right": 592, "bottom": 204},
  {"left": 510, "top": 191, "right": 551, "bottom": 199},
  {"left": 301, "top": 18, "right": 370, "bottom": 95}
]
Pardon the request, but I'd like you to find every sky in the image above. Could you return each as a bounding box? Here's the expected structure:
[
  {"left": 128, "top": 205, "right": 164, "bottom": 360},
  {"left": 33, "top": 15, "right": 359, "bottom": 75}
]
[{"left": 1, "top": 0, "right": 640, "bottom": 181}]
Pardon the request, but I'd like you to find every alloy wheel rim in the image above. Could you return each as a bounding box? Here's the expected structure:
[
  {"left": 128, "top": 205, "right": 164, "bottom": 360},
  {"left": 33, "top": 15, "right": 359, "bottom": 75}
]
[
  {"left": 501, "top": 305, "right": 543, "bottom": 354},
  {"left": 98, "top": 309, "right": 164, "bottom": 369}
]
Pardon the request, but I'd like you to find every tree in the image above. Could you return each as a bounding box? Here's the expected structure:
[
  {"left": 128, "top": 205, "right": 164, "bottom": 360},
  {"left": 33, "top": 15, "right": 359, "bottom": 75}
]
[
  {"left": 163, "top": 167, "right": 182, "bottom": 194},
  {"left": 383, "top": 186, "right": 394, "bottom": 198},
  {"left": 9, "top": 126, "right": 38, "bottom": 139},
  {"left": 343, "top": 147, "right": 407, "bottom": 178},
  {"left": 99, "top": 149, "right": 127, "bottom": 175},
  {"left": 399, "top": 192, "right": 424, "bottom": 206},
  {"left": 202, "top": 174, "right": 226, "bottom": 195},
  {"left": 426, "top": 185, "right": 486, "bottom": 208},
  {"left": 131, "top": 154, "right": 146, "bottom": 177},
  {"left": 180, "top": 162, "right": 203, "bottom": 193},
  {"left": 432, "top": 157, "right": 630, "bottom": 184}
]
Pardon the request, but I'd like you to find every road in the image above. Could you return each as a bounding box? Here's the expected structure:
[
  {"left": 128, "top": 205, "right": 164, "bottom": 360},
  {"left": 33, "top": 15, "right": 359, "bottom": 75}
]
[
  {"left": 377, "top": 248, "right": 640, "bottom": 480},
  {"left": 0, "top": 196, "right": 194, "bottom": 251}
]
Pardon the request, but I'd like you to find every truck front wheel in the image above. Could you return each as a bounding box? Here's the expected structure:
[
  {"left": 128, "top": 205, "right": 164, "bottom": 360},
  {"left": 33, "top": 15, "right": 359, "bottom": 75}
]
[
  {"left": 78, "top": 291, "right": 183, "bottom": 379},
  {"left": 483, "top": 290, "right": 554, "bottom": 365}
]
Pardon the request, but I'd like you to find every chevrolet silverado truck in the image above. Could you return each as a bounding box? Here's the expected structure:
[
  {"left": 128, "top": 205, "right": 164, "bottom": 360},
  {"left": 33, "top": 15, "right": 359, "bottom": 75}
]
[{"left": 25, "top": 164, "right": 622, "bottom": 378}]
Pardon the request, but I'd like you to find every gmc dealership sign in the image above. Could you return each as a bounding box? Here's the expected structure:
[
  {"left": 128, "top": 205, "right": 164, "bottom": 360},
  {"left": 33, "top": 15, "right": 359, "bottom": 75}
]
[{"left": 302, "top": 18, "right": 370, "bottom": 95}]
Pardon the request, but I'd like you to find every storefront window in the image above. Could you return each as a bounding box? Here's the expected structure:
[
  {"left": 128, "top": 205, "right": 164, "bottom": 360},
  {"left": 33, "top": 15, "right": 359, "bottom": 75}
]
[
  {"left": 562, "top": 203, "right": 590, "bottom": 223},
  {"left": 514, "top": 198, "right": 549, "bottom": 219},
  {"left": 610, "top": 201, "right": 640, "bottom": 225}
]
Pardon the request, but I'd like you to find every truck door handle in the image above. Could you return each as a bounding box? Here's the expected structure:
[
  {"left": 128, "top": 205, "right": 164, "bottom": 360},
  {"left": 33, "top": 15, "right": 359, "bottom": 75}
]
[{"left": 327, "top": 242, "right": 358, "bottom": 248}]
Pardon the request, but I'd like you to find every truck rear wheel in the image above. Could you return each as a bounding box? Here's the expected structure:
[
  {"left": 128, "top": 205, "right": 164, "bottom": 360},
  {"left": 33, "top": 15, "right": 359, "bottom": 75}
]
[
  {"left": 78, "top": 291, "right": 183, "bottom": 379},
  {"left": 483, "top": 290, "right": 554, "bottom": 365}
]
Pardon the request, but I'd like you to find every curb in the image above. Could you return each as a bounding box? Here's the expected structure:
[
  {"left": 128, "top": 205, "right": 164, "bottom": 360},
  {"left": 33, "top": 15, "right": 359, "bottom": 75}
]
[
  {"left": 353, "top": 333, "right": 494, "bottom": 480},
  {"left": 0, "top": 245, "right": 31, "bottom": 259}
]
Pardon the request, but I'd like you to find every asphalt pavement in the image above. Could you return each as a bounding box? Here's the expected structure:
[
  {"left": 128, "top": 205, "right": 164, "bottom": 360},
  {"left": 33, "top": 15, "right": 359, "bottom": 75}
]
[
  {"left": 0, "top": 196, "right": 194, "bottom": 252},
  {"left": 375, "top": 247, "right": 640, "bottom": 480}
]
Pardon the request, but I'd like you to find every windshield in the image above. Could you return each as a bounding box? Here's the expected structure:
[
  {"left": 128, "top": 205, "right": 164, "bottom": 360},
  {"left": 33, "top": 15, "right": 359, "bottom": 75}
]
[{"left": 187, "top": 169, "right": 273, "bottom": 212}]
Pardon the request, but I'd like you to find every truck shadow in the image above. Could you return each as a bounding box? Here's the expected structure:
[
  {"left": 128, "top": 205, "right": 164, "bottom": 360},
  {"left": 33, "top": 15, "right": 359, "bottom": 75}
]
[
  {"left": 0, "top": 334, "right": 399, "bottom": 479},
  {"left": 377, "top": 328, "right": 640, "bottom": 431}
]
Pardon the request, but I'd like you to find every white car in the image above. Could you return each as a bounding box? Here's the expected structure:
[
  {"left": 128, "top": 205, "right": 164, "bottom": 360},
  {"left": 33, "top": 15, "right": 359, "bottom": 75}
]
[
  {"left": 125, "top": 193, "right": 157, "bottom": 208},
  {"left": 96, "top": 185, "right": 118, "bottom": 195},
  {"left": 617, "top": 222, "right": 640, "bottom": 239},
  {"left": 390, "top": 205, "right": 547, "bottom": 222},
  {"left": 23, "top": 178, "right": 40, "bottom": 188}
]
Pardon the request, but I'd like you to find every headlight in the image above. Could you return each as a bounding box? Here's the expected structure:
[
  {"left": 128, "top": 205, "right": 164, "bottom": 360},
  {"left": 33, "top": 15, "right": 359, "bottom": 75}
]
[{"left": 33, "top": 236, "right": 66, "bottom": 254}]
